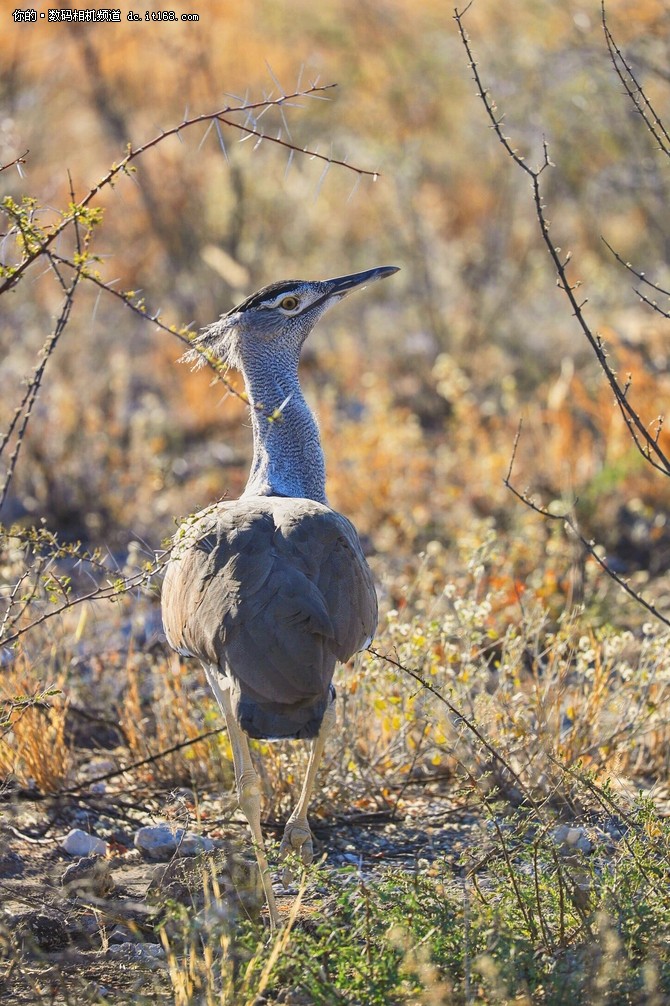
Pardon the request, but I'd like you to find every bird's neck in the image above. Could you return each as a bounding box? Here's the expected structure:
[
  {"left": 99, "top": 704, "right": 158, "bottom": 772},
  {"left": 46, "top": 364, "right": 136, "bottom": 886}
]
[{"left": 241, "top": 362, "right": 328, "bottom": 504}]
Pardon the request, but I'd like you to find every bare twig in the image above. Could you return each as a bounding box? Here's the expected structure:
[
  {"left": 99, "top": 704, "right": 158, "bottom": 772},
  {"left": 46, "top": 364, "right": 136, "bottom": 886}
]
[
  {"left": 368, "top": 645, "right": 545, "bottom": 816},
  {"left": 0, "top": 150, "right": 28, "bottom": 174},
  {"left": 503, "top": 424, "right": 670, "bottom": 629},
  {"left": 47, "top": 251, "right": 254, "bottom": 409},
  {"left": 602, "top": 237, "right": 670, "bottom": 320},
  {"left": 0, "top": 84, "right": 377, "bottom": 297},
  {"left": 454, "top": 4, "right": 670, "bottom": 478},
  {"left": 57, "top": 725, "right": 228, "bottom": 796},
  {"left": 0, "top": 271, "right": 81, "bottom": 510},
  {"left": 602, "top": 0, "right": 670, "bottom": 159},
  {"left": 0, "top": 549, "right": 169, "bottom": 648}
]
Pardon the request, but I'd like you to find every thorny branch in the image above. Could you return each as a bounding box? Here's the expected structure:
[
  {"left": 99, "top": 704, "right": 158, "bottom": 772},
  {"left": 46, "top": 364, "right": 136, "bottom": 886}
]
[
  {"left": 601, "top": 0, "right": 670, "bottom": 160},
  {"left": 368, "top": 646, "right": 544, "bottom": 816},
  {"left": 0, "top": 80, "right": 380, "bottom": 522},
  {"left": 0, "top": 548, "right": 170, "bottom": 649},
  {"left": 0, "top": 83, "right": 376, "bottom": 297},
  {"left": 48, "top": 251, "right": 250, "bottom": 408},
  {"left": 503, "top": 422, "right": 670, "bottom": 631},
  {"left": 602, "top": 238, "right": 670, "bottom": 322},
  {"left": 57, "top": 725, "right": 228, "bottom": 797},
  {"left": 0, "top": 270, "right": 82, "bottom": 510},
  {"left": 453, "top": 3, "right": 670, "bottom": 633},
  {"left": 454, "top": 3, "right": 670, "bottom": 478},
  {"left": 0, "top": 150, "right": 28, "bottom": 175}
]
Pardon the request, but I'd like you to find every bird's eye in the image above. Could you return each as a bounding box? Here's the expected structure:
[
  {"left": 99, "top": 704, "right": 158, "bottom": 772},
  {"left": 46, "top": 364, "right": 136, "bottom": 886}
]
[{"left": 279, "top": 296, "right": 300, "bottom": 311}]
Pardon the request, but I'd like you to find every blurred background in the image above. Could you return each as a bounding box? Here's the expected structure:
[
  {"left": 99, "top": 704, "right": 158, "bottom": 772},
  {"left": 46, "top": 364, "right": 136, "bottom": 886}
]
[{"left": 2, "top": 0, "right": 670, "bottom": 609}]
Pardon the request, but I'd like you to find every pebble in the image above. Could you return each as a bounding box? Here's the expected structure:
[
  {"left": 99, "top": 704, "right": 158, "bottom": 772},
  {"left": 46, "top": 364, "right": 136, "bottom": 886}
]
[
  {"left": 61, "top": 829, "right": 109, "bottom": 857},
  {"left": 66, "top": 912, "right": 101, "bottom": 943},
  {"left": 195, "top": 902, "right": 237, "bottom": 933},
  {"left": 551, "top": 824, "right": 593, "bottom": 855},
  {"left": 62, "top": 855, "right": 114, "bottom": 897},
  {"left": 79, "top": 758, "right": 116, "bottom": 780},
  {"left": 108, "top": 924, "right": 141, "bottom": 944},
  {"left": 107, "top": 941, "right": 165, "bottom": 969},
  {"left": 0, "top": 851, "right": 25, "bottom": 878},
  {"left": 178, "top": 831, "right": 216, "bottom": 857},
  {"left": 17, "top": 910, "right": 70, "bottom": 951},
  {"left": 134, "top": 824, "right": 214, "bottom": 861}
]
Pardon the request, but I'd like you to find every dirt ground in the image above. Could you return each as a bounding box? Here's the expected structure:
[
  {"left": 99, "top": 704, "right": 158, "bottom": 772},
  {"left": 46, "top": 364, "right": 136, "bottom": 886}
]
[{"left": 0, "top": 763, "right": 480, "bottom": 1004}]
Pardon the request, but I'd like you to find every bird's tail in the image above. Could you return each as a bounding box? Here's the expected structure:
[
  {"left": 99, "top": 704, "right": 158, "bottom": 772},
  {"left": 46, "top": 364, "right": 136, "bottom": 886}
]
[{"left": 234, "top": 684, "right": 336, "bottom": 741}]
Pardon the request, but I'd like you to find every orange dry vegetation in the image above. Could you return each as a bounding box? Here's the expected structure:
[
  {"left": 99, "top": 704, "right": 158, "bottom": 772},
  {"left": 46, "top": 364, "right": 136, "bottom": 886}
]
[{"left": 2, "top": 0, "right": 670, "bottom": 787}]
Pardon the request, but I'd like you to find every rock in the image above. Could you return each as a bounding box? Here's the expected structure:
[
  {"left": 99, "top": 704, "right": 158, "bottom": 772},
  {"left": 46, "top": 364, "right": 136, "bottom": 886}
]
[
  {"left": 0, "top": 851, "right": 25, "bottom": 878},
  {"left": 118, "top": 847, "right": 142, "bottom": 864},
  {"left": 17, "top": 910, "right": 69, "bottom": 952},
  {"left": 178, "top": 832, "right": 215, "bottom": 857},
  {"left": 61, "top": 855, "right": 114, "bottom": 897},
  {"left": 134, "top": 825, "right": 178, "bottom": 861},
  {"left": 147, "top": 859, "right": 199, "bottom": 907},
  {"left": 61, "top": 829, "right": 108, "bottom": 857},
  {"left": 108, "top": 925, "right": 140, "bottom": 944},
  {"left": 66, "top": 911, "right": 101, "bottom": 944},
  {"left": 134, "top": 824, "right": 214, "bottom": 861},
  {"left": 79, "top": 758, "right": 116, "bottom": 780},
  {"left": 195, "top": 902, "right": 237, "bottom": 934},
  {"left": 551, "top": 824, "right": 593, "bottom": 855},
  {"left": 147, "top": 850, "right": 262, "bottom": 921},
  {"left": 107, "top": 941, "right": 165, "bottom": 969}
]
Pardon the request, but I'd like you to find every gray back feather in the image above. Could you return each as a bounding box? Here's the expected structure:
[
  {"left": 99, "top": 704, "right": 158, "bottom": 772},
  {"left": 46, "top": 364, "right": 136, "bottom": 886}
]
[{"left": 162, "top": 496, "right": 377, "bottom": 738}]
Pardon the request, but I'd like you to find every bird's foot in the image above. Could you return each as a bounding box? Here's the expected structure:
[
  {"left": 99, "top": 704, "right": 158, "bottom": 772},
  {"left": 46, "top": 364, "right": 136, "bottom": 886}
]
[{"left": 279, "top": 820, "right": 313, "bottom": 887}]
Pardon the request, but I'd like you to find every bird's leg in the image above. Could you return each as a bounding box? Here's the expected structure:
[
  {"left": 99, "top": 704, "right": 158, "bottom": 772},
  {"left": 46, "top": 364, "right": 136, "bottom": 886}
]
[
  {"left": 279, "top": 695, "right": 336, "bottom": 885},
  {"left": 204, "top": 667, "right": 280, "bottom": 931}
]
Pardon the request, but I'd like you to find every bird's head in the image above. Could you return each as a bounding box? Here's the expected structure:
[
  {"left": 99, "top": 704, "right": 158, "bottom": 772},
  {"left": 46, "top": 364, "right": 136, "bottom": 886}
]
[{"left": 181, "top": 265, "right": 400, "bottom": 372}]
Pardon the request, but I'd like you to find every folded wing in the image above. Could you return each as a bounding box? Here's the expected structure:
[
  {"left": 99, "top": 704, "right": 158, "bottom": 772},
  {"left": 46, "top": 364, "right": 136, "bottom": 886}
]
[{"left": 162, "top": 496, "right": 377, "bottom": 736}]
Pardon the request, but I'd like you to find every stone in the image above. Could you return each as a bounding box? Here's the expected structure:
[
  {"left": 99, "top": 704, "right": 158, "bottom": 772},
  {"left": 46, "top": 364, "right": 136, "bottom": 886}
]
[
  {"left": 108, "top": 925, "right": 140, "bottom": 944},
  {"left": 66, "top": 911, "right": 101, "bottom": 944},
  {"left": 551, "top": 824, "right": 593, "bottom": 856},
  {"left": 134, "top": 824, "right": 179, "bottom": 861},
  {"left": 79, "top": 758, "right": 116, "bottom": 780},
  {"left": 134, "top": 824, "right": 214, "bottom": 861},
  {"left": 0, "top": 851, "right": 25, "bottom": 878},
  {"left": 61, "top": 829, "right": 108, "bottom": 857},
  {"left": 195, "top": 902, "right": 237, "bottom": 933},
  {"left": 177, "top": 832, "right": 215, "bottom": 857},
  {"left": 61, "top": 855, "right": 114, "bottom": 897},
  {"left": 17, "top": 910, "right": 69, "bottom": 952},
  {"left": 107, "top": 941, "right": 165, "bottom": 969}
]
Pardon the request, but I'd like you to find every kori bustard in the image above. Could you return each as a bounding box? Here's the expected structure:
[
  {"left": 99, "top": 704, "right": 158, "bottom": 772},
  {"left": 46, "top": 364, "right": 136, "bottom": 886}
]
[{"left": 162, "top": 265, "right": 399, "bottom": 928}]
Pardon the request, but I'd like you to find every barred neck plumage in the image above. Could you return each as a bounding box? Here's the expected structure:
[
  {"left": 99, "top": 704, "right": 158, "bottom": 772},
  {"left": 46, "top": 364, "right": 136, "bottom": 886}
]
[
  {"left": 183, "top": 267, "right": 400, "bottom": 505},
  {"left": 241, "top": 357, "right": 327, "bottom": 504}
]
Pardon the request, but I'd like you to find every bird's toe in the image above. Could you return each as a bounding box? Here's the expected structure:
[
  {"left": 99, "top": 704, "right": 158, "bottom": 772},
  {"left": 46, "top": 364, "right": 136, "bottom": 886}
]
[{"left": 279, "top": 822, "right": 313, "bottom": 886}]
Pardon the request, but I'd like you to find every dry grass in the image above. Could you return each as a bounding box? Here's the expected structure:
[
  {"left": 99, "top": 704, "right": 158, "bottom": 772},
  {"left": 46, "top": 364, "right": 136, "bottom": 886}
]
[
  {"left": 2, "top": 2, "right": 670, "bottom": 1001},
  {"left": 0, "top": 658, "right": 71, "bottom": 792},
  {"left": 118, "top": 650, "right": 234, "bottom": 791}
]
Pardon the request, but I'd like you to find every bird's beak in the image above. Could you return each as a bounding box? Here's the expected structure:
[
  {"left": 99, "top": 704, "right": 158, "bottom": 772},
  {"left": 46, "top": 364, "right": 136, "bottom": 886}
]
[{"left": 325, "top": 265, "right": 400, "bottom": 298}]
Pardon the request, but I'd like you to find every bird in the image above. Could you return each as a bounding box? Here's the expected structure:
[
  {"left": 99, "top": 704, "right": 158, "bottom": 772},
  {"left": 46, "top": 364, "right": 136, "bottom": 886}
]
[{"left": 161, "top": 265, "right": 399, "bottom": 928}]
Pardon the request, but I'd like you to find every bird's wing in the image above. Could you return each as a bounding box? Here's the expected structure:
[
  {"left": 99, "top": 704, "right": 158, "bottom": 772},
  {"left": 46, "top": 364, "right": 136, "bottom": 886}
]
[
  {"left": 274, "top": 502, "right": 378, "bottom": 661},
  {"left": 162, "top": 497, "right": 377, "bottom": 706}
]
